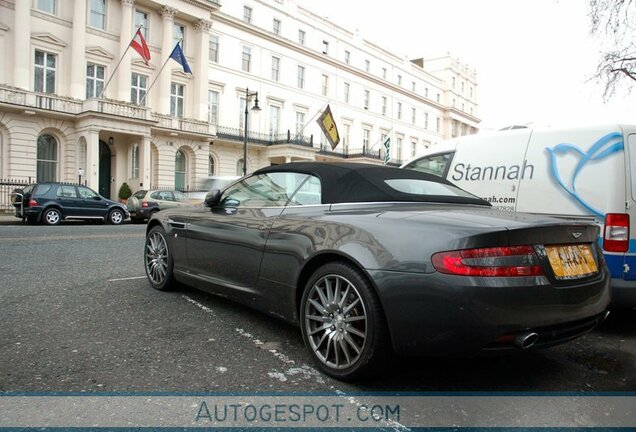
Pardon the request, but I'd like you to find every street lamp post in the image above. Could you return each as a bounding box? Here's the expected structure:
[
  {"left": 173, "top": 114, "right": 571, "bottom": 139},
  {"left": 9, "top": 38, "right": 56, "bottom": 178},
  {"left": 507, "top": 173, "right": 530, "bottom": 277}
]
[{"left": 242, "top": 87, "right": 261, "bottom": 176}]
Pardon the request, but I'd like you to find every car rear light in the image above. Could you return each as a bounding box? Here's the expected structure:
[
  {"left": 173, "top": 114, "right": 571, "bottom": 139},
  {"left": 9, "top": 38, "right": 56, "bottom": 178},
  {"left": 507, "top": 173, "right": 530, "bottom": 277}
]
[
  {"left": 603, "top": 213, "right": 629, "bottom": 253},
  {"left": 28, "top": 199, "right": 38, "bottom": 207},
  {"left": 142, "top": 201, "right": 149, "bottom": 208},
  {"left": 431, "top": 245, "right": 544, "bottom": 277}
]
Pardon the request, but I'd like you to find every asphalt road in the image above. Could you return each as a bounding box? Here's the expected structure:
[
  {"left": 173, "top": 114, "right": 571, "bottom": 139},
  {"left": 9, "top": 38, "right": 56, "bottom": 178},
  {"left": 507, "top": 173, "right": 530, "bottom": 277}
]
[{"left": 0, "top": 222, "right": 635, "bottom": 393}]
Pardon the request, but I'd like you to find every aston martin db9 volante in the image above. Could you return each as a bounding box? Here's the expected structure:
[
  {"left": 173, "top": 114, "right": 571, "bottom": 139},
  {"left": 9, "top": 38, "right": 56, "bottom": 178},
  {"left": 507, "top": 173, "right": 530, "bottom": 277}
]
[{"left": 144, "top": 162, "right": 610, "bottom": 380}]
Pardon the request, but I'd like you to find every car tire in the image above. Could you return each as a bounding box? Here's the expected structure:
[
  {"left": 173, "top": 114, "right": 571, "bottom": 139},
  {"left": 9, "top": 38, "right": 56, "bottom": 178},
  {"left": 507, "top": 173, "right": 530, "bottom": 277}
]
[
  {"left": 144, "top": 225, "right": 177, "bottom": 291},
  {"left": 300, "top": 261, "right": 390, "bottom": 381},
  {"left": 108, "top": 208, "right": 125, "bottom": 225},
  {"left": 42, "top": 208, "right": 62, "bottom": 226}
]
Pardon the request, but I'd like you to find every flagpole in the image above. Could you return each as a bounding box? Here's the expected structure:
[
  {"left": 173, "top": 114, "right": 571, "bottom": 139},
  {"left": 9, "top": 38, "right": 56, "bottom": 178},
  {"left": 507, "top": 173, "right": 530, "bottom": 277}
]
[
  {"left": 301, "top": 103, "right": 328, "bottom": 132},
  {"left": 98, "top": 26, "right": 142, "bottom": 99},
  {"left": 138, "top": 42, "right": 179, "bottom": 106}
]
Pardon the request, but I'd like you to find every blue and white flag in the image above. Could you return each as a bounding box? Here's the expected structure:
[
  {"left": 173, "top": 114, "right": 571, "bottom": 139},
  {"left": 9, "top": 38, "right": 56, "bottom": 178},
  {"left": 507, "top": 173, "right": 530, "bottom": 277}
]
[{"left": 170, "top": 42, "right": 192, "bottom": 74}]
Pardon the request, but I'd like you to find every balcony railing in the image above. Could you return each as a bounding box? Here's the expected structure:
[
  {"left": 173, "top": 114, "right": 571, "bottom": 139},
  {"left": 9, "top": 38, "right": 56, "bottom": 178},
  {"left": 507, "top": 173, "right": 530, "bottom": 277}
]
[
  {"left": 151, "top": 113, "right": 215, "bottom": 136},
  {"left": 0, "top": 85, "right": 83, "bottom": 114},
  {"left": 217, "top": 126, "right": 314, "bottom": 147}
]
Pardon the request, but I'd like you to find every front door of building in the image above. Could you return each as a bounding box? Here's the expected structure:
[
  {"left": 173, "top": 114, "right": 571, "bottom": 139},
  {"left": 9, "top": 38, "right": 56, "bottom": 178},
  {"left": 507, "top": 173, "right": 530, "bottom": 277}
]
[{"left": 99, "top": 140, "right": 111, "bottom": 198}]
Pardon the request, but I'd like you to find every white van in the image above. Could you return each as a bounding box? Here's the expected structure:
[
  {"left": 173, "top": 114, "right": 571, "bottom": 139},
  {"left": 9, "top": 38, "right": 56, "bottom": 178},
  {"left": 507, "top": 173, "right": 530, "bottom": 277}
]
[{"left": 402, "top": 124, "right": 636, "bottom": 308}]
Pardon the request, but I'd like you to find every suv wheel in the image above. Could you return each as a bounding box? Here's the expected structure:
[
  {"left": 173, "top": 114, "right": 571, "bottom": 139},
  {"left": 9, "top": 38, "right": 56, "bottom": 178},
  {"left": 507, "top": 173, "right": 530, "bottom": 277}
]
[
  {"left": 108, "top": 208, "right": 125, "bottom": 225},
  {"left": 42, "top": 208, "right": 62, "bottom": 226}
]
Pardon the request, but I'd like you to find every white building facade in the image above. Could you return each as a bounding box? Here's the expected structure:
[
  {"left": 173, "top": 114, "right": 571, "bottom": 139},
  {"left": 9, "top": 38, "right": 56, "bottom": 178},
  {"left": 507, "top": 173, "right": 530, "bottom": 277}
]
[{"left": 0, "top": 0, "right": 479, "bottom": 199}]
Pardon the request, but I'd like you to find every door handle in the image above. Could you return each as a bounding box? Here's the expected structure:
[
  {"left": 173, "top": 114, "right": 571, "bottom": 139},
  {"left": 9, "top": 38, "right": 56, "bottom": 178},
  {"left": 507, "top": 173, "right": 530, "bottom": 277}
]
[{"left": 167, "top": 219, "right": 186, "bottom": 229}]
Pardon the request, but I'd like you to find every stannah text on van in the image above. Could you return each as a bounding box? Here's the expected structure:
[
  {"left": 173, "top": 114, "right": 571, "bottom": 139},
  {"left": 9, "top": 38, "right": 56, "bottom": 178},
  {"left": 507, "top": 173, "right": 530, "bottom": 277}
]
[{"left": 402, "top": 124, "right": 636, "bottom": 308}]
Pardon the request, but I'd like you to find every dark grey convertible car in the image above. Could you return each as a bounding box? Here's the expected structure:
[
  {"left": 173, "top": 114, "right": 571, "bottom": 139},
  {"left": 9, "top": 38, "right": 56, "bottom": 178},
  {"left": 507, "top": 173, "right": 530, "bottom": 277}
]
[{"left": 144, "top": 162, "right": 610, "bottom": 380}]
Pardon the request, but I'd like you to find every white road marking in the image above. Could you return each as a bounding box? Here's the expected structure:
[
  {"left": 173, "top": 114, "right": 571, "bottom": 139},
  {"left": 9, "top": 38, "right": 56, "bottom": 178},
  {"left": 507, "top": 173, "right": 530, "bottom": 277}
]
[
  {"left": 107, "top": 276, "right": 147, "bottom": 282},
  {"left": 182, "top": 295, "right": 216, "bottom": 316}
]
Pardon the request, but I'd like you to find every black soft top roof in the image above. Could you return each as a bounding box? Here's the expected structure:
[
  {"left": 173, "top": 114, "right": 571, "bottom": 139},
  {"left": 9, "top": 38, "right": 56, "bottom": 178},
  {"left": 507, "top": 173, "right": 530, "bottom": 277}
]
[{"left": 254, "top": 162, "right": 490, "bottom": 206}]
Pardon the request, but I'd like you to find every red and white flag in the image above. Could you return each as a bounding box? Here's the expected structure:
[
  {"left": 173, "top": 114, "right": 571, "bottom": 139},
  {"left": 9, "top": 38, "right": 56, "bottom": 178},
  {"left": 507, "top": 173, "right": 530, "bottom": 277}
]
[{"left": 130, "top": 28, "right": 151, "bottom": 65}]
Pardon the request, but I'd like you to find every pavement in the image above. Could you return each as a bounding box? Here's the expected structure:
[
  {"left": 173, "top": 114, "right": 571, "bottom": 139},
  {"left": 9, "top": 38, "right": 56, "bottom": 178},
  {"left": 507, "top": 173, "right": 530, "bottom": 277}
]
[{"left": 0, "top": 213, "right": 20, "bottom": 225}]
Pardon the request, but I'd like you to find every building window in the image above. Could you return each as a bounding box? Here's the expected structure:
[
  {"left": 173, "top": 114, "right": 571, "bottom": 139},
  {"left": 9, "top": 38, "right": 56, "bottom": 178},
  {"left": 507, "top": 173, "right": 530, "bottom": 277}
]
[
  {"left": 131, "top": 72, "right": 147, "bottom": 105},
  {"left": 382, "top": 67, "right": 387, "bottom": 79},
  {"left": 411, "top": 108, "right": 416, "bottom": 125},
  {"left": 436, "top": 93, "right": 440, "bottom": 103},
  {"left": 242, "top": 46, "right": 252, "bottom": 72},
  {"left": 37, "top": 0, "right": 56, "bottom": 14},
  {"left": 321, "top": 74, "right": 328, "bottom": 96},
  {"left": 343, "top": 123, "right": 351, "bottom": 151},
  {"left": 424, "top": 112, "right": 429, "bottom": 129},
  {"left": 425, "top": 87, "right": 429, "bottom": 98},
  {"left": 461, "top": 81, "right": 465, "bottom": 93},
  {"left": 131, "top": 144, "right": 139, "bottom": 178},
  {"left": 175, "top": 149, "right": 187, "bottom": 191},
  {"left": 170, "top": 82, "right": 184, "bottom": 118},
  {"left": 298, "top": 29, "right": 305, "bottom": 45},
  {"left": 86, "top": 63, "right": 105, "bottom": 99},
  {"left": 135, "top": 10, "right": 148, "bottom": 39},
  {"left": 462, "top": 103, "right": 465, "bottom": 112},
  {"left": 209, "top": 155, "right": 216, "bottom": 175},
  {"left": 295, "top": 111, "right": 305, "bottom": 138},
  {"left": 269, "top": 105, "right": 280, "bottom": 136},
  {"left": 322, "top": 40, "right": 329, "bottom": 55},
  {"left": 344, "top": 50, "right": 350, "bottom": 64},
  {"left": 243, "top": 6, "right": 252, "bottom": 23},
  {"left": 411, "top": 141, "right": 417, "bottom": 157},
  {"left": 273, "top": 18, "right": 281, "bottom": 35},
  {"left": 397, "top": 102, "right": 402, "bottom": 120},
  {"left": 37, "top": 134, "right": 58, "bottom": 182},
  {"left": 34, "top": 50, "right": 56, "bottom": 94},
  {"left": 362, "top": 128, "right": 370, "bottom": 152},
  {"left": 470, "top": 107, "right": 473, "bottom": 115},
  {"left": 436, "top": 117, "right": 440, "bottom": 132},
  {"left": 452, "top": 76, "right": 456, "bottom": 88},
  {"left": 397, "top": 74, "right": 402, "bottom": 85},
  {"left": 89, "top": 0, "right": 106, "bottom": 29},
  {"left": 364, "top": 59, "right": 370, "bottom": 72},
  {"left": 396, "top": 137, "right": 402, "bottom": 159},
  {"left": 297, "top": 65, "right": 305, "bottom": 89},
  {"left": 470, "top": 86, "right": 473, "bottom": 98},
  {"left": 271, "top": 56, "right": 280, "bottom": 81},
  {"left": 452, "top": 98, "right": 456, "bottom": 107},
  {"left": 363, "top": 90, "right": 370, "bottom": 110},
  {"left": 209, "top": 34, "right": 219, "bottom": 62},
  {"left": 208, "top": 90, "right": 219, "bottom": 125},
  {"left": 344, "top": 82, "right": 350, "bottom": 103},
  {"left": 173, "top": 23, "right": 185, "bottom": 49},
  {"left": 412, "top": 81, "right": 416, "bottom": 92},
  {"left": 381, "top": 96, "right": 387, "bottom": 116}
]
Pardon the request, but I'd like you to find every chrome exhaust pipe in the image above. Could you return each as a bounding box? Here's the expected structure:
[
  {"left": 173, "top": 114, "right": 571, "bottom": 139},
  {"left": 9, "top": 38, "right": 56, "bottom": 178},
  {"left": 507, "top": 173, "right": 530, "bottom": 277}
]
[
  {"left": 601, "top": 311, "right": 611, "bottom": 322},
  {"left": 514, "top": 332, "right": 539, "bottom": 349}
]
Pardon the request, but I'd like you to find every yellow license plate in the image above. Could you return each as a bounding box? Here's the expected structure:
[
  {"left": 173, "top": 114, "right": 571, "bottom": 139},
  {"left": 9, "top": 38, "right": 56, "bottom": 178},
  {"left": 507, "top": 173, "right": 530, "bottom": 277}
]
[{"left": 545, "top": 244, "right": 598, "bottom": 280}]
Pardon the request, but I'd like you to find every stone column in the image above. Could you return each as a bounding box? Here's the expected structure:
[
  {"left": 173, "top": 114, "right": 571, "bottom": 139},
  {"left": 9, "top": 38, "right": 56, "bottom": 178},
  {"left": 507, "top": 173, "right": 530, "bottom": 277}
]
[
  {"left": 117, "top": 0, "right": 135, "bottom": 102},
  {"left": 85, "top": 130, "right": 100, "bottom": 190},
  {"left": 139, "top": 135, "right": 151, "bottom": 188},
  {"left": 193, "top": 19, "right": 212, "bottom": 121},
  {"left": 158, "top": 6, "right": 177, "bottom": 114},
  {"left": 14, "top": 0, "right": 31, "bottom": 89},
  {"left": 70, "top": 0, "right": 87, "bottom": 99}
]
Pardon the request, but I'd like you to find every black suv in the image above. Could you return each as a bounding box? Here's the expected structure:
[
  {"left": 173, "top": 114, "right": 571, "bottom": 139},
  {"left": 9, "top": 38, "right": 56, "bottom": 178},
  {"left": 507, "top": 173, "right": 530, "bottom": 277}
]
[{"left": 11, "top": 183, "right": 129, "bottom": 225}]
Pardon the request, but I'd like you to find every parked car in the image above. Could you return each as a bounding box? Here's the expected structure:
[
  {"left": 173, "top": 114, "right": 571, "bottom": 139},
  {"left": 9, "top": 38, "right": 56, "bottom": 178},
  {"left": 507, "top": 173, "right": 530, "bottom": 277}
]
[
  {"left": 127, "top": 189, "right": 194, "bottom": 223},
  {"left": 187, "top": 176, "right": 241, "bottom": 201},
  {"left": 10, "top": 183, "right": 129, "bottom": 225},
  {"left": 143, "top": 162, "right": 610, "bottom": 380}
]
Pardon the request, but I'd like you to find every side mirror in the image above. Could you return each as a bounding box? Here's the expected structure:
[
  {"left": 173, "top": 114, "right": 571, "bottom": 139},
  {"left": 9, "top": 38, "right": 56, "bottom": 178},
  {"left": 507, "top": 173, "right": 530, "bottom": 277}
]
[{"left": 204, "top": 189, "right": 221, "bottom": 208}]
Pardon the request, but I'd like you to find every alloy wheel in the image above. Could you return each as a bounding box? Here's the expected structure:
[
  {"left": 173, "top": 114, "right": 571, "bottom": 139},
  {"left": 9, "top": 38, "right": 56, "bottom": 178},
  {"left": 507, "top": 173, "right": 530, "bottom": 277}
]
[
  {"left": 304, "top": 274, "right": 367, "bottom": 370},
  {"left": 44, "top": 209, "right": 60, "bottom": 225},
  {"left": 110, "top": 210, "right": 123, "bottom": 224},
  {"left": 145, "top": 231, "right": 168, "bottom": 285}
]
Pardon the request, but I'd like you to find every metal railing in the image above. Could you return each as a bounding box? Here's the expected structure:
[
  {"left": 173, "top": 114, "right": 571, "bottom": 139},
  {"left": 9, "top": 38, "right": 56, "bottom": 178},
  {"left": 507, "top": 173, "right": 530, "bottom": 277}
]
[
  {"left": 0, "top": 178, "right": 31, "bottom": 212},
  {"left": 216, "top": 126, "right": 314, "bottom": 147}
]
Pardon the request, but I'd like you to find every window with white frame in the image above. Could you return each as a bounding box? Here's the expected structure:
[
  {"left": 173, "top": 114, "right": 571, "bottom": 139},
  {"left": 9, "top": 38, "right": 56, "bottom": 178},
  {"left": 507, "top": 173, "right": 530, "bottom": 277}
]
[
  {"left": 364, "top": 59, "right": 370, "bottom": 72},
  {"left": 86, "top": 63, "right": 105, "bottom": 98},
  {"left": 436, "top": 117, "right": 440, "bottom": 132},
  {"left": 362, "top": 128, "right": 370, "bottom": 152},
  {"left": 135, "top": 10, "right": 149, "bottom": 39},
  {"left": 452, "top": 76, "right": 456, "bottom": 88},
  {"left": 321, "top": 74, "right": 328, "bottom": 96},
  {"left": 89, "top": 0, "right": 106, "bottom": 29},
  {"left": 411, "top": 140, "right": 417, "bottom": 157},
  {"left": 208, "top": 90, "right": 219, "bottom": 125},
  {"left": 381, "top": 96, "right": 387, "bottom": 116},
  {"left": 343, "top": 123, "right": 351, "bottom": 151},
  {"left": 411, "top": 107, "right": 416, "bottom": 125},
  {"left": 170, "top": 82, "right": 184, "bottom": 118},
  {"left": 209, "top": 34, "right": 219, "bottom": 62},
  {"left": 297, "top": 65, "right": 305, "bottom": 89},
  {"left": 269, "top": 105, "right": 280, "bottom": 136},
  {"left": 209, "top": 154, "right": 216, "bottom": 175},
  {"left": 34, "top": 50, "right": 56, "bottom": 94},
  {"left": 131, "top": 72, "right": 147, "bottom": 105},
  {"left": 295, "top": 111, "right": 305, "bottom": 138},
  {"left": 242, "top": 46, "right": 252, "bottom": 72},
  {"left": 396, "top": 136, "right": 403, "bottom": 160},
  {"left": 37, "top": 134, "right": 58, "bottom": 182},
  {"left": 344, "top": 50, "right": 350, "bottom": 64},
  {"left": 131, "top": 144, "right": 139, "bottom": 178},
  {"left": 271, "top": 56, "right": 280, "bottom": 81},
  {"left": 173, "top": 23, "right": 185, "bottom": 49},
  {"left": 424, "top": 112, "right": 429, "bottom": 129},
  {"left": 382, "top": 67, "right": 387, "bottom": 79},
  {"left": 470, "top": 86, "right": 473, "bottom": 97},
  {"left": 436, "top": 93, "right": 440, "bottom": 103},
  {"left": 397, "top": 74, "right": 402, "bottom": 85},
  {"left": 322, "top": 40, "right": 329, "bottom": 55},
  {"left": 412, "top": 81, "right": 416, "bottom": 92},
  {"left": 37, "top": 0, "right": 56, "bottom": 14},
  {"left": 462, "top": 103, "right": 465, "bottom": 112},
  {"left": 396, "top": 102, "right": 402, "bottom": 120},
  {"left": 273, "top": 18, "right": 281, "bottom": 35},
  {"left": 363, "top": 90, "right": 369, "bottom": 110},
  {"left": 175, "top": 149, "right": 187, "bottom": 191},
  {"left": 243, "top": 6, "right": 252, "bottom": 23},
  {"left": 461, "top": 81, "right": 465, "bottom": 93},
  {"left": 425, "top": 87, "right": 429, "bottom": 98},
  {"left": 298, "top": 29, "right": 305, "bottom": 45},
  {"left": 344, "top": 82, "right": 350, "bottom": 103}
]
